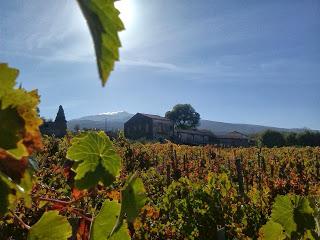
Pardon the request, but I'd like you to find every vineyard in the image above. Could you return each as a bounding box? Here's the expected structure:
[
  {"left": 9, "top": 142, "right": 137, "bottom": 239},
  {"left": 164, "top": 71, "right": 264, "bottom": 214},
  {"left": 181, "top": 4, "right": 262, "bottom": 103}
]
[
  {"left": 1, "top": 0, "right": 319, "bottom": 239},
  {"left": 1, "top": 133, "right": 319, "bottom": 239}
]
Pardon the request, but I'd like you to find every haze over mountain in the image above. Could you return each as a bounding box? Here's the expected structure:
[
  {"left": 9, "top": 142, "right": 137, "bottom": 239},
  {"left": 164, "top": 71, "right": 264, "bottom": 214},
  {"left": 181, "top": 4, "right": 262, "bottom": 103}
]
[{"left": 67, "top": 111, "right": 310, "bottom": 135}]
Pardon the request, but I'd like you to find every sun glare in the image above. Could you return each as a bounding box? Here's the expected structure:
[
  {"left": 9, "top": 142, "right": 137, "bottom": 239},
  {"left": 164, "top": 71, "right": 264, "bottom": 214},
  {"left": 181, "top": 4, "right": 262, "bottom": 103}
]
[{"left": 115, "top": 0, "right": 135, "bottom": 27}]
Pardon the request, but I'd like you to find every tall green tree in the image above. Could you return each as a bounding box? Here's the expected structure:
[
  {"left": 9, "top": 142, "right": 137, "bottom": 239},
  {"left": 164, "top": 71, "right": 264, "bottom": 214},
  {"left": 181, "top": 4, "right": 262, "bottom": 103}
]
[
  {"left": 296, "top": 130, "right": 320, "bottom": 146},
  {"left": 165, "top": 104, "right": 200, "bottom": 129},
  {"left": 54, "top": 105, "right": 67, "bottom": 137},
  {"left": 260, "top": 130, "right": 285, "bottom": 147},
  {"left": 285, "top": 132, "right": 298, "bottom": 146}
]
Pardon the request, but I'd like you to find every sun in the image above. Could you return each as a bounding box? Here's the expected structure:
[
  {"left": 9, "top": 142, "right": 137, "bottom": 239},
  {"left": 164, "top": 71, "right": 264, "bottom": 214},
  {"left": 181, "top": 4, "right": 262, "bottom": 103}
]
[{"left": 115, "top": 0, "right": 135, "bottom": 27}]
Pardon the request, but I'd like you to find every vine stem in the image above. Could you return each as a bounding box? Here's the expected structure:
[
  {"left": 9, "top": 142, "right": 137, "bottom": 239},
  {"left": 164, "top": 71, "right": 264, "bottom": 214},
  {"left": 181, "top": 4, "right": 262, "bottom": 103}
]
[
  {"left": 9, "top": 209, "right": 31, "bottom": 230},
  {"left": 36, "top": 196, "right": 93, "bottom": 222},
  {"left": 71, "top": 209, "right": 93, "bottom": 222},
  {"left": 38, "top": 196, "right": 73, "bottom": 205}
]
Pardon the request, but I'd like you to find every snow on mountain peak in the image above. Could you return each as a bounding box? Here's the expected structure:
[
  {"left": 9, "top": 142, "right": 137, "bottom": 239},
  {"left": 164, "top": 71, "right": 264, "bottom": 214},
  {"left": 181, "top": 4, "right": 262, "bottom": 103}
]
[{"left": 98, "top": 111, "right": 127, "bottom": 116}]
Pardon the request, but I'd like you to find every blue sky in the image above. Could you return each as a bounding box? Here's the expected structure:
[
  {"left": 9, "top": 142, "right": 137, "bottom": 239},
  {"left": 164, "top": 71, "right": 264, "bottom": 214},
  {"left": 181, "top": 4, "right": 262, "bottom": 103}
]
[{"left": 1, "top": 0, "right": 319, "bottom": 129}]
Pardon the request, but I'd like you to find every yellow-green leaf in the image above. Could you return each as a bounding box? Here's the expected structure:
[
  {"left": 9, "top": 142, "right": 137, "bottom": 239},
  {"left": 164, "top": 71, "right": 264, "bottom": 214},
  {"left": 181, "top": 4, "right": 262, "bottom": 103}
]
[
  {"left": 66, "top": 131, "right": 121, "bottom": 189},
  {"left": 121, "top": 173, "right": 147, "bottom": 222},
  {"left": 0, "top": 63, "right": 42, "bottom": 160},
  {"left": 270, "top": 195, "right": 316, "bottom": 237},
  {"left": 259, "top": 220, "right": 286, "bottom": 240},
  {"left": 0, "top": 107, "right": 25, "bottom": 151},
  {"left": 91, "top": 200, "right": 130, "bottom": 240},
  {"left": 28, "top": 211, "right": 72, "bottom": 240},
  {"left": 16, "top": 169, "right": 33, "bottom": 208},
  {"left": 77, "top": 0, "right": 125, "bottom": 86},
  {"left": 0, "top": 63, "right": 18, "bottom": 97},
  {"left": 110, "top": 173, "right": 147, "bottom": 236}
]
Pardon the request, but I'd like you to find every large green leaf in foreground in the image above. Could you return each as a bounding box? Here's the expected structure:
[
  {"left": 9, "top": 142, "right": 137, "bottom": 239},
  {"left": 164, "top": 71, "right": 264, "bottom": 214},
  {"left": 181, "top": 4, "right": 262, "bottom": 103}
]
[
  {"left": 66, "top": 131, "right": 121, "bottom": 189},
  {"left": 0, "top": 63, "right": 18, "bottom": 98},
  {"left": 0, "top": 63, "right": 42, "bottom": 159},
  {"left": 261, "top": 195, "right": 316, "bottom": 238},
  {"left": 91, "top": 200, "right": 130, "bottom": 240},
  {"left": 0, "top": 63, "right": 42, "bottom": 216},
  {"left": 110, "top": 173, "right": 147, "bottom": 236},
  {"left": 0, "top": 168, "right": 34, "bottom": 215},
  {"left": 28, "top": 211, "right": 72, "bottom": 240},
  {"left": 77, "top": 0, "right": 124, "bottom": 86},
  {"left": 121, "top": 173, "right": 147, "bottom": 222},
  {"left": 259, "top": 220, "right": 286, "bottom": 240},
  {"left": 0, "top": 63, "right": 26, "bottom": 157}
]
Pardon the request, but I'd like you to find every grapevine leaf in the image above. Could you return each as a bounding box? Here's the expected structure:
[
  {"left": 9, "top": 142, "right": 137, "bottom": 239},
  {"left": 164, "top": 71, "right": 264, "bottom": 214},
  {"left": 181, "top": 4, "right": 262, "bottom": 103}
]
[
  {"left": 91, "top": 200, "right": 130, "bottom": 240},
  {"left": 0, "top": 63, "right": 42, "bottom": 160},
  {"left": 1, "top": 88, "right": 43, "bottom": 134},
  {"left": 38, "top": 200, "right": 48, "bottom": 209},
  {"left": 303, "top": 230, "right": 318, "bottom": 240},
  {"left": 294, "top": 196, "right": 315, "bottom": 232},
  {"left": 271, "top": 195, "right": 297, "bottom": 237},
  {"left": 110, "top": 173, "right": 147, "bottom": 235},
  {"left": 259, "top": 220, "right": 286, "bottom": 240},
  {"left": 121, "top": 173, "right": 147, "bottom": 223},
  {"left": 309, "top": 196, "right": 320, "bottom": 236},
  {"left": 0, "top": 107, "right": 25, "bottom": 150},
  {"left": 16, "top": 169, "right": 33, "bottom": 208},
  {"left": 27, "top": 211, "right": 72, "bottom": 240},
  {"left": 77, "top": 0, "right": 125, "bottom": 86},
  {"left": 0, "top": 62, "right": 42, "bottom": 216},
  {"left": 0, "top": 169, "right": 33, "bottom": 215},
  {"left": 66, "top": 131, "right": 121, "bottom": 189},
  {"left": 270, "top": 195, "right": 316, "bottom": 237},
  {"left": 0, "top": 63, "right": 18, "bottom": 97}
]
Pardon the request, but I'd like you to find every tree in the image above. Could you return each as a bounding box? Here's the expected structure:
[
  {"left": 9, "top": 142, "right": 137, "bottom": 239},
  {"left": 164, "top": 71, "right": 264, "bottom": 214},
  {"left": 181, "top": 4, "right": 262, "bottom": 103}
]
[
  {"left": 260, "top": 130, "right": 285, "bottom": 147},
  {"left": 296, "top": 131, "right": 320, "bottom": 146},
  {"left": 165, "top": 104, "right": 200, "bottom": 129},
  {"left": 54, "top": 105, "right": 67, "bottom": 137},
  {"left": 285, "top": 132, "right": 298, "bottom": 146}
]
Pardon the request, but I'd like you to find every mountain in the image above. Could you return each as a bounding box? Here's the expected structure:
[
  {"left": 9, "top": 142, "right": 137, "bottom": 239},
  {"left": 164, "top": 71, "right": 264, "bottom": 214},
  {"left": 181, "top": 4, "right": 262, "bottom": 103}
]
[
  {"left": 67, "top": 111, "right": 309, "bottom": 134},
  {"left": 77, "top": 111, "right": 133, "bottom": 122},
  {"left": 199, "top": 120, "right": 305, "bottom": 135},
  {"left": 67, "top": 111, "right": 133, "bottom": 131}
]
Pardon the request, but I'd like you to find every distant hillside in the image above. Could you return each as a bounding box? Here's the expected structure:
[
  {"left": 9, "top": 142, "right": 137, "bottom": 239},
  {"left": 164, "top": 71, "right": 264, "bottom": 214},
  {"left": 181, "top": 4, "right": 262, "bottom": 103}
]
[
  {"left": 67, "top": 111, "right": 309, "bottom": 134},
  {"left": 67, "top": 111, "right": 133, "bottom": 131},
  {"left": 199, "top": 120, "right": 305, "bottom": 135}
]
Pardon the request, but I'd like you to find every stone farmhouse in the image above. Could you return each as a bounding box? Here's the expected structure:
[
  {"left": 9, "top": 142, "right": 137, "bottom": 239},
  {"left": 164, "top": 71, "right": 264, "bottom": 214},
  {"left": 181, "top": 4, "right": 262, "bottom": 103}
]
[
  {"left": 216, "top": 131, "right": 251, "bottom": 147},
  {"left": 124, "top": 113, "right": 174, "bottom": 141},
  {"left": 124, "top": 113, "right": 252, "bottom": 146},
  {"left": 174, "top": 129, "right": 215, "bottom": 145}
]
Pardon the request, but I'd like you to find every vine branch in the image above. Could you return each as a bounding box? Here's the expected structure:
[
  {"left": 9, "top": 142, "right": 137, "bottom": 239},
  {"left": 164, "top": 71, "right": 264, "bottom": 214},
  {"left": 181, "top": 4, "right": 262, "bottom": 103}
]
[{"left": 9, "top": 209, "right": 31, "bottom": 230}]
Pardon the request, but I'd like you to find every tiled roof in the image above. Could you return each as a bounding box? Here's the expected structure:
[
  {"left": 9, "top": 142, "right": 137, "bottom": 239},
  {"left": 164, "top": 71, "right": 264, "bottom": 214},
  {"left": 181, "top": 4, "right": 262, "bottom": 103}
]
[{"left": 138, "top": 113, "right": 171, "bottom": 121}]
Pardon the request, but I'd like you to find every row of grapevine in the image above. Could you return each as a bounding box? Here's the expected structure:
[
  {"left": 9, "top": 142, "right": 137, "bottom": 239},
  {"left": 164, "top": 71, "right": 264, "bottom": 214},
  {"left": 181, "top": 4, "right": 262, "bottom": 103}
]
[
  {"left": 116, "top": 140, "right": 319, "bottom": 239},
  {"left": 2, "top": 132, "right": 318, "bottom": 239}
]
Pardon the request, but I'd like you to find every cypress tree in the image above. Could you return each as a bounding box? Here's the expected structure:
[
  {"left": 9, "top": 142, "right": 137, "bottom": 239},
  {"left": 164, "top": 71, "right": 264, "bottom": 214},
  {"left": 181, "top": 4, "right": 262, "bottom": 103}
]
[{"left": 54, "top": 105, "right": 67, "bottom": 137}]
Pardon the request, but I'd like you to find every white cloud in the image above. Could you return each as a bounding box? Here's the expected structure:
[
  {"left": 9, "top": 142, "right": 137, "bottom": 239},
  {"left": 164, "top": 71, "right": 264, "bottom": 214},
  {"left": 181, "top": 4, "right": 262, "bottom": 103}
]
[
  {"left": 2, "top": 0, "right": 94, "bottom": 62},
  {"left": 121, "top": 59, "right": 181, "bottom": 71}
]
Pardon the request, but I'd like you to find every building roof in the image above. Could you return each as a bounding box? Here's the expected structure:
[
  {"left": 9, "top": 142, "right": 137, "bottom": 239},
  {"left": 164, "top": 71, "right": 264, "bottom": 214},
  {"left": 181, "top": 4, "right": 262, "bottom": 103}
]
[
  {"left": 216, "top": 131, "right": 249, "bottom": 139},
  {"left": 138, "top": 113, "right": 172, "bottom": 122},
  {"left": 176, "top": 128, "right": 214, "bottom": 136}
]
